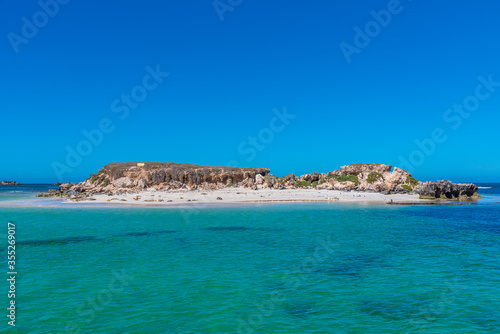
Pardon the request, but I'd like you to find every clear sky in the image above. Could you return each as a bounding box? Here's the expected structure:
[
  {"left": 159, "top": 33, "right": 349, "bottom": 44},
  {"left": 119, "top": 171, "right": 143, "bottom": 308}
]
[{"left": 1, "top": 0, "right": 499, "bottom": 183}]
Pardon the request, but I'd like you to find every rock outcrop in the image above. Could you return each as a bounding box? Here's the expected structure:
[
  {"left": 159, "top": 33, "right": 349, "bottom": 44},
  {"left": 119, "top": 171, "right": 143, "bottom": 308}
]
[
  {"left": 0, "top": 181, "right": 20, "bottom": 185},
  {"left": 58, "top": 162, "right": 270, "bottom": 194},
  {"left": 314, "top": 163, "right": 420, "bottom": 193},
  {"left": 52, "top": 162, "right": 479, "bottom": 201},
  {"left": 414, "top": 180, "right": 479, "bottom": 200}
]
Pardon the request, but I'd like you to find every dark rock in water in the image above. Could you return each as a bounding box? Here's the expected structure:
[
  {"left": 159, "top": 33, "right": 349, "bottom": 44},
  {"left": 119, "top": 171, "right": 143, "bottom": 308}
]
[
  {"left": 342, "top": 253, "right": 387, "bottom": 268},
  {"left": 124, "top": 230, "right": 176, "bottom": 237},
  {"left": 19, "top": 236, "right": 100, "bottom": 246},
  {"left": 285, "top": 302, "right": 314, "bottom": 319},
  {"left": 152, "top": 230, "right": 177, "bottom": 235},
  {"left": 247, "top": 227, "right": 286, "bottom": 233},
  {"left": 204, "top": 226, "right": 253, "bottom": 231},
  {"left": 175, "top": 237, "right": 188, "bottom": 244},
  {"left": 414, "top": 180, "right": 479, "bottom": 200},
  {"left": 358, "top": 300, "right": 420, "bottom": 321},
  {"left": 125, "top": 232, "right": 151, "bottom": 237},
  {"left": 470, "top": 310, "right": 500, "bottom": 331},
  {"left": 318, "top": 253, "right": 388, "bottom": 278},
  {"left": 319, "top": 263, "right": 363, "bottom": 277},
  {"left": 267, "top": 281, "right": 285, "bottom": 292}
]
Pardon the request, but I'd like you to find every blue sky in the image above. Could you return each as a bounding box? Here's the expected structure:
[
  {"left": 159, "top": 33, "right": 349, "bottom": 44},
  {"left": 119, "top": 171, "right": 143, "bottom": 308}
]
[{"left": 1, "top": 0, "right": 499, "bottom": 183}]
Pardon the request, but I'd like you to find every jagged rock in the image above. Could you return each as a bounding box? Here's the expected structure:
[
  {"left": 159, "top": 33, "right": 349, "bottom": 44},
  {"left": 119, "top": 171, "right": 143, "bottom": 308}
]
[
  {"left": 316, "top": 181, "right": 332, "bottom": 190},
  {"left": 137, "top": 178, "right": 148, "bottom": 189},
  {"left": 112, "top": 177, "right": 135, "bottom": 188},
  {"left": 414, "top": 180, "right": 479, "bottom": 199},
  {"left": 385, "top": 167, "right": 411, "bottom": 185},
  {"left": 301, "top": 172, "right": 320, "bottom": 182},
  {"left": 264, "top": 176, "right": 276, "bottom": 188},
  {"left": 240, "top": 177, "right": 255, "bottom": 188},
  {"left": 285, "top": 178, "right": 297, "bottom": 188},
  {"left": 255, "top": 174, "right": 265, "bottom": 185},
  {"left": 58, "top": 183, "right": 74, "bottom": 192},
  {"left": 86, "top": 162, "right": 269, "bottom": 190},
  {"left": 273, "top": 182, "right": 285, "bottom": 190},
  {"left": 310, "top": 172, "right": 321, "bottom": 182},
  {"left": 331, "top": 180, "right": 357, "bottom": 190},
  {"left": 149, "top": 170, "right": 165, "bottom": 184}
]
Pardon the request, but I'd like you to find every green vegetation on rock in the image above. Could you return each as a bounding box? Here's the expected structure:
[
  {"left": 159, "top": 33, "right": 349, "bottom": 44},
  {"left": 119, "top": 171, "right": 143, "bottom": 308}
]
[
  {"left": 87, "top": 172, "right": 106, "bottom": 185},
  {"left": 334, "top": 174, "right": 359, "bottom": 185},
  {"left": 367, "top": 172, "right": 383, "bottom": 184},
  {"left": 296, "top": 181, "right": 311, "bottom": 188},
  {"left": 406, "top": 176, "right": 419, "bottom": 187}
]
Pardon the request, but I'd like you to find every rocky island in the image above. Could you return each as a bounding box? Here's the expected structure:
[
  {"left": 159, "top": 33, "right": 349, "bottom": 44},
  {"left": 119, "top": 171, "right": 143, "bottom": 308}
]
[
  {"left": 40, "top": 162, "right": 479, "bottom": 205},
  {"left": 0, "top": 181, "right": 21, "bottom": 185}
]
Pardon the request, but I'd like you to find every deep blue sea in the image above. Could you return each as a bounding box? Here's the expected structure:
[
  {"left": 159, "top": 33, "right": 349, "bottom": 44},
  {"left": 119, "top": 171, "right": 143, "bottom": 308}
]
[
  {"left": 0, "top": 184, "right": 499, "bottom": 333},
  {"left": 476, "top": 183, "right": 500, "bottom": 196},
  {"left": 0, "top": 184, "right": 58, "bottom": 202}
]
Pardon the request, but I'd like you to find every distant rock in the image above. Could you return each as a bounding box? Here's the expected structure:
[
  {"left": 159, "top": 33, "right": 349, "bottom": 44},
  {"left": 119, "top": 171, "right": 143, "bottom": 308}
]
[{"left": 0, "top": 181, "right": 20, "bottom": 185}]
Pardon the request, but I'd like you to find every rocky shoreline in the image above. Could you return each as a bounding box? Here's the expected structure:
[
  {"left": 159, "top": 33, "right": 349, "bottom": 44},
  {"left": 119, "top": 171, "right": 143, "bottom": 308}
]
[{"left": 41, "top": 162, "right": 480, "bottom": 201}]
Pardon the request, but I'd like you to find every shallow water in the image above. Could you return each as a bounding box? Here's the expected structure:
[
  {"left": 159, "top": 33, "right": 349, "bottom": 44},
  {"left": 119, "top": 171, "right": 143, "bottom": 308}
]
[{"left": 0, "top": 198, "right": 499, "bottom": 333}]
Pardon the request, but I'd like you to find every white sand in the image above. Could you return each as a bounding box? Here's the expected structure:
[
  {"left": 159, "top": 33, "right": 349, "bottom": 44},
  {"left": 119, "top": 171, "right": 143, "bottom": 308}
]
[{"left": 65, "top": 188, "right": 425, "bottom": 206}]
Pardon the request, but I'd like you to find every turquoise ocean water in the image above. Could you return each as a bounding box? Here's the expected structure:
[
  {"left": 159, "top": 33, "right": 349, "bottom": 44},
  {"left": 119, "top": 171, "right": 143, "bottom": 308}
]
[{"left": 0, "top": 185, "right": 499, "bottom": 333}]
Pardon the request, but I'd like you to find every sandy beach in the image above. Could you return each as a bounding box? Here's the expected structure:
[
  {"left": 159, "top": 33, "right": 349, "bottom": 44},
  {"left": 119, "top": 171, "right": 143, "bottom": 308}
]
[{"left": 64, "top": 188, "right": 425, "bottom": 206}]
